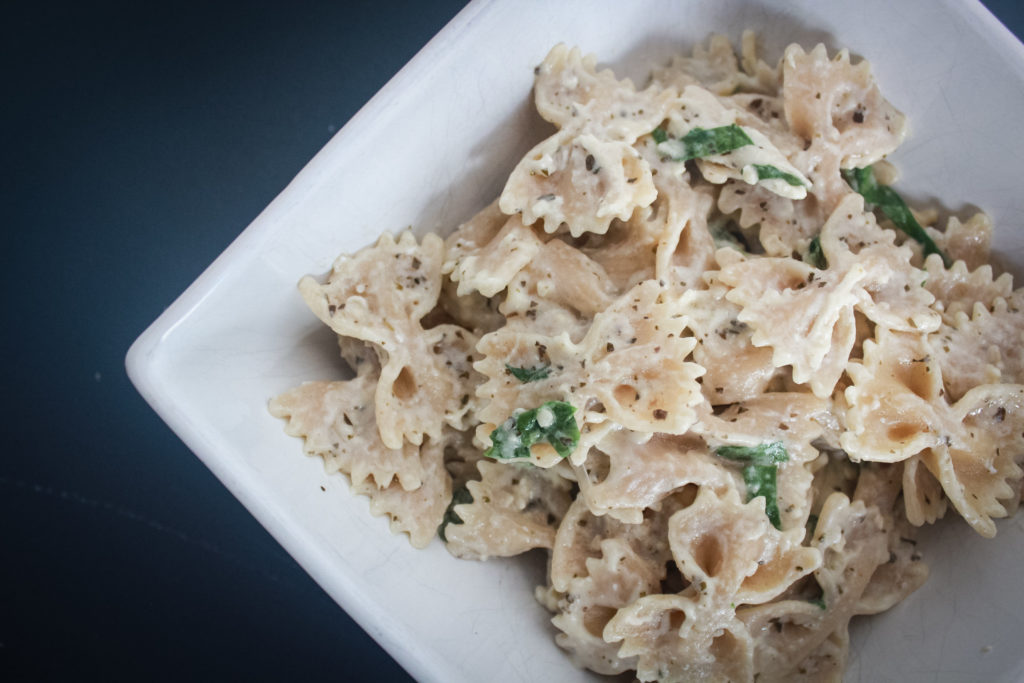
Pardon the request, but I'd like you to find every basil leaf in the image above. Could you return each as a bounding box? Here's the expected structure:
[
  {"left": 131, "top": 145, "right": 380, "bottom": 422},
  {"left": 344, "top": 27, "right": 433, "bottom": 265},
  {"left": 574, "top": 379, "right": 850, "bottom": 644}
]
[
  {"left": 710, "top": 221, "right": 746, "bottom": 252},
  {"left": 651, "top": 126, "right": 668, "bottom": 144},
  {"left": 438, "top": 486, "right": 473, "bottom": 542},
  {"left": 808, "top": 597, "right": 827, "bottom": 610},
  {"left": 716, "top": 441, "right": 789, "bottom": 466},
  {"left": 842, "top": 166, "right": 951, "bottom": 267},
  {"left": 655, "top": 124, "right": 754, "bottom": 161},
  {"left": 715, "top": 441, "right": 789, "bottom": 529},
  {"left": 485, "top": 400, "right": 580, "bottom": 461},
  {"left": 487, "top": 416, "right": 526, "bottom": 460},
  {"left": 806, "top": 235, "right": 827, "bottom": 269},
  {"left": 752, "top": 163, "right": 806, "bottom": 187},
  {"left": 841, "top": 165, "right": 878, "bottom": 196},
  {"left": 742, "top": 464, "right": 783, "bottom": 530},
  {"left": 505, "top": 363, "right": 551, "bottom": 383}
]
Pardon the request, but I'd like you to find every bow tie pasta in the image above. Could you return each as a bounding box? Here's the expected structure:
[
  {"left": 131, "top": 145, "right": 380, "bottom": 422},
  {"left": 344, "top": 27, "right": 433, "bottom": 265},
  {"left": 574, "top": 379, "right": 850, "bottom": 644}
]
[{"left": 271, "top": 31, "right": 1023, "bottom": 682}]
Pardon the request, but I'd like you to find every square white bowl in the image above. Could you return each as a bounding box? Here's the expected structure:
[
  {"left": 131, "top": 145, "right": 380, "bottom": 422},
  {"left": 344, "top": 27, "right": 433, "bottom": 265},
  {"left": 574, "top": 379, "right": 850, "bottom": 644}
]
[{"left": 127, "top": 0, "right": 1024, "bottom": 680}]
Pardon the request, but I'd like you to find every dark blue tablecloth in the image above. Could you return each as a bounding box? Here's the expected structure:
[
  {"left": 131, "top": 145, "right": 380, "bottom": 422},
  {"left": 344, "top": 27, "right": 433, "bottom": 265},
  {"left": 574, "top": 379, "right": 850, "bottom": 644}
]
[{"left": 4, "top": 1, "right": 1022, "bottom": 680}]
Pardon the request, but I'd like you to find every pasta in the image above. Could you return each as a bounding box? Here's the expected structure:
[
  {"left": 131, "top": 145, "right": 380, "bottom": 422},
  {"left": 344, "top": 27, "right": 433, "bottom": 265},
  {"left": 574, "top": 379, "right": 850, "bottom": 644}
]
[{"left": 269, "top": 31, "right": 1024, "bottom": 682}]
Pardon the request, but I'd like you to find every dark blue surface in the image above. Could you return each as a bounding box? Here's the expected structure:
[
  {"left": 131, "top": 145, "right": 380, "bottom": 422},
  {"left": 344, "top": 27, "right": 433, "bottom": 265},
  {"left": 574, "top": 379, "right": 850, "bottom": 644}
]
[
  {"left": 3, "top": 1, "right": 1022, "bottom": 681},
  {"left": 3, "top": 1, "right": 466, "bottom": 680}
]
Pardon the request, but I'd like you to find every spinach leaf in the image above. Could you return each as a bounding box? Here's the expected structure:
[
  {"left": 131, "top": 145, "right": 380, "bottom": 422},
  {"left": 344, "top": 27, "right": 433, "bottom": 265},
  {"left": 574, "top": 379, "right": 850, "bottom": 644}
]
[
  {"left": 842, "top": 166, "right": 951, "bottom": 267},
  {"left": 806, "top": 235, "right": 827, "bottom": 269},
  {"left": 655, "top": 124, "right": 754, "bottom": 161},
  {"left": 438, "top": 486, "right": 473, "bottom": 542},
  {"left": 806, "top": 513, "right": 819, "bottom": 536},
  {"left": 752, "top": 163, "right": 806, "bottom": 187},
  {"left": 716, "top": 441, "right": 789, "bottom": 466},
  {"left": 742, "top": 464, "right": 783, "bottom": 530},
  {"left": 485, "top": 401, "right": 580, "bottom": 461},
  {"left": 715, "top": 441, "right": 789, "bottom": 529},
  {"left": 505, "top": 363, "right": 551, "bottom": 383},
  {"left": 710, "top": 219, "right": 746, "bottom": 252}
]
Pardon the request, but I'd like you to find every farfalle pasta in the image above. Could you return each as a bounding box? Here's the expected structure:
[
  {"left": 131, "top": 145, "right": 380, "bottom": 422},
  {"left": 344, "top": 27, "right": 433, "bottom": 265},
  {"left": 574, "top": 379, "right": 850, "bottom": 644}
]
[{"left": 270, "top": 31, "right": 1023, "bottom": 682}]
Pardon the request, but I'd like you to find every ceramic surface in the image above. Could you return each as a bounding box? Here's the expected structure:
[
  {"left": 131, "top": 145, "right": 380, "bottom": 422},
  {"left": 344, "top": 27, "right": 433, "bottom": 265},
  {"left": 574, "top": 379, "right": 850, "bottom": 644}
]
[{"left": 127, "top": 1, "right": 1024, "bottom": 680}]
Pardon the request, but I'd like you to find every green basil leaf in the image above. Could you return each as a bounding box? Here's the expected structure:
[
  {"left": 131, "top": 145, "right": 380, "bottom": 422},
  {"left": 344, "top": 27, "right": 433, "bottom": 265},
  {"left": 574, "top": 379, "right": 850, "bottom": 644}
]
[
  {"left": 808, "top": 596, "right": 827, "bottom": 610},
  {"left": 842, "top": 166, "right": 951, "bottom": 267},
  {"left": 742, "top": 463, "right": 783, "bottom": 529},
  {"left": 715, "top": 441, "right": 789, "bottom": 529},
  {"left": 715, "top": 441, "right": 789, "bottom": 466},
  {"left": 505, "top": 363, "right": 551, "bottom": 383},
  {"left": 651, "top": 126, "right": 668, "bottom": 144},
  {"left": 487, "top": 415, "right": 527, "bottom": 460},
  {"left": 655, "top": 124, "right": 754, "bottom": 161},
  {"left": 806, "top": 235, "right": 827, "bottom": 269},
  {"left": 485, "top": 401, "right": 580, "bottom": 461},
  {"left": 841, "top": 165, "right": 874, "bottom": 195},
  {"left": 710, "top": 221, "right": 746, "bottom": 252},
  {"left": 438, "top": 486, "right": 473, "bottom": 541},
  {"left": 752, "top": 163, "right": 806, "bottom": 187}
]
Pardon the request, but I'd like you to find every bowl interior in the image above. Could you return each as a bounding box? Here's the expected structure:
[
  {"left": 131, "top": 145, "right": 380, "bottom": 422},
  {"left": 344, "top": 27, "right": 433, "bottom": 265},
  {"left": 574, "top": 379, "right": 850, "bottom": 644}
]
[{"left": 128, "top": 1, "right": 1024, "bottom": 681}]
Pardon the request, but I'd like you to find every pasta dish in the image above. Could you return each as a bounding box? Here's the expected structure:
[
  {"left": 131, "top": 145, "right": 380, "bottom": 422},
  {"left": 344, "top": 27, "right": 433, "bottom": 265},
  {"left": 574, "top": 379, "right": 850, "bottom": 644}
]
[{"left": 269, "top": 32, "right": 1023, "bottom": 681}]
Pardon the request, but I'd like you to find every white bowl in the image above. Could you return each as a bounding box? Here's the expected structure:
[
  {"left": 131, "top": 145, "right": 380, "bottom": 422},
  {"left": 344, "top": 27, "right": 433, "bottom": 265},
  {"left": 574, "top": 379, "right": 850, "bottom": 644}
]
[{"left": 127, "top": 0, "right": 1024, "bottom": 680}]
